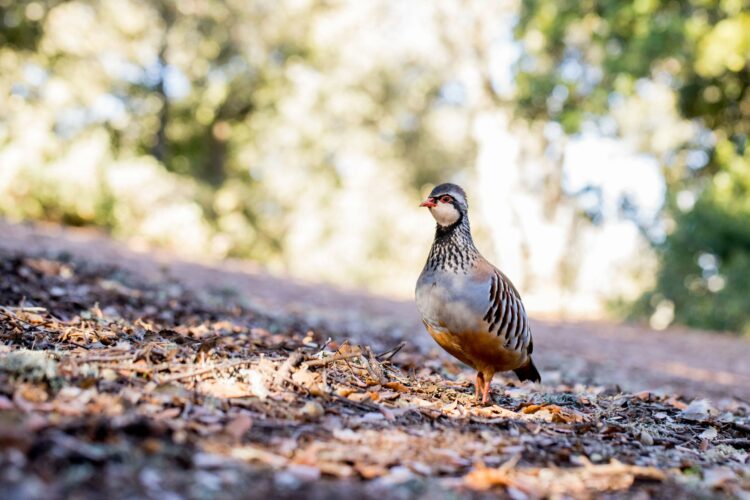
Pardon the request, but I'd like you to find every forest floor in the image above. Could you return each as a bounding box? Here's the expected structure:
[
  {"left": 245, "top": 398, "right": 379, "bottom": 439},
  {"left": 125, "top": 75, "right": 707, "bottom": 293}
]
[{"left": 0, "top": 220, "right": 749, "bottom": 499}]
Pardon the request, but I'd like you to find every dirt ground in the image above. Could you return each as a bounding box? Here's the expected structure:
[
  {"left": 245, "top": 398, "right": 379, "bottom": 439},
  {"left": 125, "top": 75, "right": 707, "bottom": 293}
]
[
  {"left": 1, "top": 219, "right": 749, "bottom": 499},
  {"left": 2, "top": 220, "right": 748, "bottom": 402}
]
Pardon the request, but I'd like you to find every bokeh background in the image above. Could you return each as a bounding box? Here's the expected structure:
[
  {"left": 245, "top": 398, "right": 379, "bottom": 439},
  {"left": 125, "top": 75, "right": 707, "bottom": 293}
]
[{"left": 1, "top": 0, "right": 748, "bottom": 334}]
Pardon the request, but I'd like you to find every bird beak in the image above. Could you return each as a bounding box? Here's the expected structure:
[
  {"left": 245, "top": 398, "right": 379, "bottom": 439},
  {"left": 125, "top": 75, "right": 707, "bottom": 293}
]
[{"left": 420, "top": 197, "right": 437, "bottom": 208}]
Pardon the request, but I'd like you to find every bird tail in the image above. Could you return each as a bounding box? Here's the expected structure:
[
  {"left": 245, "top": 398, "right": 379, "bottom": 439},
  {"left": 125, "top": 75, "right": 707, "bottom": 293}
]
[{"left": 514, "top": 358, "right": 541, "bottom": 383}]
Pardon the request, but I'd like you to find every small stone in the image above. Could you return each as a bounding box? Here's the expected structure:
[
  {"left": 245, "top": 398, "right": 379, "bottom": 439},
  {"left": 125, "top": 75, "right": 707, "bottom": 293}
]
[
  {"left": 300, "top": 401, "right": 325, "bottom": 420},
  {"left": 287, "top": 464, "right": 321, "bottom": 482},
  {"left": 639, "top": 430, "right": 654, "bottom": 446},
  {"left": 680, "top": 399, "right": 713, "bottom": 421},
  {"left": 699, "top": 427, "right": 718, "bottom": 441}
]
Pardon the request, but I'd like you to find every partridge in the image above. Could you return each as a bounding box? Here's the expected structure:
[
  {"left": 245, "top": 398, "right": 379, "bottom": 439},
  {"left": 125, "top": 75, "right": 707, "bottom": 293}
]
[{"left": 415, "top": 183, "right": 540, "bottom": 404}]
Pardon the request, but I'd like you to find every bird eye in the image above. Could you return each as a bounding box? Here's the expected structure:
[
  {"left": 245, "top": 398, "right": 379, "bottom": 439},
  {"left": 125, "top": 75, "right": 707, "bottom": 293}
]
[{"left": 440, "top": 195, "right": 452, "bottom": 203}]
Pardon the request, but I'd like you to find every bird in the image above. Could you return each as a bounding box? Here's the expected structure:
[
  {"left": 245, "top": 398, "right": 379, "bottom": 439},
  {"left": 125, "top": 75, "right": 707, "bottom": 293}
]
[{"left": 415, "top": 183, "right": 540, "bottom": 404}]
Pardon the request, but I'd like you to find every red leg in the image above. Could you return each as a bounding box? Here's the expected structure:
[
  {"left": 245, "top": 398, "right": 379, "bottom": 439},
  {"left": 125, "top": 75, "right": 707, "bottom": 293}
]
[
  {"left": 475, "top": 372, "right": 484, "bottom": 403},
  {"left": 481, "top": 375, "right": 493, "bottom": 405}
]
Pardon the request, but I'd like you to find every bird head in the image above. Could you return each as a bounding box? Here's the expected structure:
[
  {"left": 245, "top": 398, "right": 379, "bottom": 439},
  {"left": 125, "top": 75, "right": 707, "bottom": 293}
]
[{"left": 420, "top": 183, "right": 468, "bottom": 227}]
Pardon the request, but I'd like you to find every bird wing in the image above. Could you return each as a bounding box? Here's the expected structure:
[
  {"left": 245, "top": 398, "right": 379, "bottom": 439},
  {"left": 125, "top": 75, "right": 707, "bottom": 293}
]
[{"left": 479, "top": 265, "right": 533, "bottom": 354}]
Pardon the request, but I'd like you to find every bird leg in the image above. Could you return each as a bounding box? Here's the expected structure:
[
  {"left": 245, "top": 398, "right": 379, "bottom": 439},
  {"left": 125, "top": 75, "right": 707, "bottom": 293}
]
[
  {"left": 481, "top": 375, "right": 493, "bottom": 405},
  {"left": 474, "top": 372, "right": 484, "bottom": 404}
]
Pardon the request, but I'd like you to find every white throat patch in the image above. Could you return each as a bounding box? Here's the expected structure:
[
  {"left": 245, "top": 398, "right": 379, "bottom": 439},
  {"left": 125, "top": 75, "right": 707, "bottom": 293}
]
[{"left": 430, "top": 201, "right": 460, "bottom": 226}]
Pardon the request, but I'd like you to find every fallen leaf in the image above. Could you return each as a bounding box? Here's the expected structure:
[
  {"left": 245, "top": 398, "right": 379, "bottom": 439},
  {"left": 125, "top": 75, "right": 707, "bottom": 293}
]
[
  {"left": 521, "top": 404, "right": 542, "bottom": 414},
  {"left": 317, "top": 462, "right": 354, "bottom": 478},
  {"left": 153, "top": 407, "right": 182, "bottom": 420},
  {"left": 232, "top": 446, "right": 288, "bottom": 468},
  {"left": 465, "top": 464, "right": 517, "bottom": 491},
  {"left": 224, "top": 413, "right": 253, "bottom": 441},
  {"left": 286, "top": 464, "right": 321, "bottom": 482},
  {"left": 292, "top": 367, "right": 324, "bottom": 395},
  {"left": 335, "top": 387, "right": 356, "bottom": 397},
  {"left": 384, "top": 381, "right": 409, "bottom": 393},
  {"left": 680, "top": 399, "right": 713, "bottom": 422},
  {"left": 666, "top": 397, "right": 688, "bottom": 410},
  {"left": 354, "top": 463, "right": 388, "bottom": 479},
  {"left": 199, "top": 380, "right": 254, "bottom": 399},
  {"left": 702, "top": 468, "right": 737, "bottom": 489}
]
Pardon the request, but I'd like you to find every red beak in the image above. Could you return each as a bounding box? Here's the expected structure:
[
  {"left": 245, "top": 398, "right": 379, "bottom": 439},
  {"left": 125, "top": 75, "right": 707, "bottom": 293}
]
[{"left": 419, "top": 197, "right": 437, "bottom": 208}]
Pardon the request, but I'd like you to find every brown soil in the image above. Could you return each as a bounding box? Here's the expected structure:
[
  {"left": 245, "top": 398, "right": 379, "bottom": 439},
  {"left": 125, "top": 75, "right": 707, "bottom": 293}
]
[
  {"left": 1, "top": 219, "right": 749, "bottom": 499},
  {"left": 2, "top": 219, "right": 748, "bottom": 402}
]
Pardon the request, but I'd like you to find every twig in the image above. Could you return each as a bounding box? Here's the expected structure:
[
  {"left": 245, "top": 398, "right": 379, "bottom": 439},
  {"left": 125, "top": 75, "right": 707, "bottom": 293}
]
[
  {"left": 302, "top": 353, "right": 361, "bottom": 368},
  {"left": 674, "top": 445, "right": 700, "bottom": 455},
  {"left": 314, "top": 337, "right": 334, "bottom": 356},
  {"left": 275, "top": 351, "right": 304, "bottom": 386},
  {"left": 157, "top": 359, "right": 252, "bottom": 384},
  {"left": 329, "top": 393, "right": 380, "bottom": 412},
  {"left": 0, "top": 306, "right": 89, "bottom": 348},
  {"left": 4, "top": 306, "right": 47, "bottom": 312},
  {"left": 0, "top": 307, "right": 42, "bottom": 327},
  {"left": 714, "top": 438, "right": 750, "bottom": 449},
  {"left": 63, "top": 340, "right": 91, "bottom": 350},
  {"left": 75, "top": 353, "right": 135, "bottom": 363},
  {"left": 107, "top": 362, "right": 171, "bottom": 375},
  {"left": 363, "top": 346, "right": 386, "bottom": 384},
  {"left": 376, "top": 341, "right": 406, "bottom": 361},
  {"left": 728, "top": 421, "right": 750, "bottom": 435}
]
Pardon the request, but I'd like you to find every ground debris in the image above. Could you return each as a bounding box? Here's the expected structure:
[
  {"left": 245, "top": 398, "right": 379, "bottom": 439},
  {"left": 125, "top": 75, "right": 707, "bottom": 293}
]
[{"left": 1, "top": 249, "right": 749, "bottom": 499}]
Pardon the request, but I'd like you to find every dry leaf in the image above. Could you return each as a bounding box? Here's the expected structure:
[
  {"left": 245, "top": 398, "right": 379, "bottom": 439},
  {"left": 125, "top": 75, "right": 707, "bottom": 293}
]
[
  {"left": 199, "top": 380, "right": 253, "bottom": 399},
  {"left": 384, "top": 381, "right": 409, "bottom": 393},
  {"left": 680, "top": 399, "right": 713, "bottom": 421},
  {"left": 286, "top": 464, "right": 321, "bottom": 482},
  {"left": 521, "top": 404, "right": 542, "bottom": 414},
  {"left": 292, "top": 367, "right": 324, "bottom": 395},
  {"left": 224, "top": 413, "right": 253, "bottom": 442},
  {"left": 702, "top": 468, "right": 737, "bottom": 489},
  {"left": 317, "top": 462, "right": 354, "bottom": 478},
  {"left": 231, "top": 446, "right": 288, "bottom": 468},
  {"left": 465, "top": 464, "right": 517, "bottom": 491},
  {"left": 355, "top": 463, "right": 389, "bottom": 479},
  {"left": 153, "top": 407, "right": 181, "bottom": 420},
  {"left": 335, "top": 387, "right": 356, "bottom": 397}
]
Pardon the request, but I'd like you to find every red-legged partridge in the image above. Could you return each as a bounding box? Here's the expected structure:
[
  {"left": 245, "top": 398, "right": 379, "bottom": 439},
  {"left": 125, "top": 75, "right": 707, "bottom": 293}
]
[{"left": 415, "top": 183, "right": 540, "bottom": 404}]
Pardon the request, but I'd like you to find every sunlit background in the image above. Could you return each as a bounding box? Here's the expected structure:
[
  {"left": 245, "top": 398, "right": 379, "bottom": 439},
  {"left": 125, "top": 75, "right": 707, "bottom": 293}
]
[{"left": 1, "top": 0, "right": 749, "bottom": 334}]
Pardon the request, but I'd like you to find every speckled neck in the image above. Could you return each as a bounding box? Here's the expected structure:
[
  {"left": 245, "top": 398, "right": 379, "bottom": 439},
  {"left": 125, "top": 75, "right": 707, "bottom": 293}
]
[{"left": 424, "top": 215, "right": 479, "bottom": 273}]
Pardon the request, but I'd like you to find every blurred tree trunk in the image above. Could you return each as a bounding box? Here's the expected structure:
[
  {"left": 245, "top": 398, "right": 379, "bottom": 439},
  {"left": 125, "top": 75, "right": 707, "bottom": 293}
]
[
  {"left": 206, "top": 96, "right": 254, "bottom": 185},
  {"left": 151, "top": 3, "right": 176, "bottom": 163},
  {"left": 151, "top": 47, "right": 169, "bottom": 163},
  {"left": 207, "top": 122, "right": 228, "bottom": 185}
]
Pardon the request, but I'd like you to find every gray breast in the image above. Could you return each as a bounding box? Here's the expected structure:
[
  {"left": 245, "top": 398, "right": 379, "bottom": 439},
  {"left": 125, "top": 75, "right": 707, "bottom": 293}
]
[{"left": 415, "top": 268, "right": 490, "bottom": 335}]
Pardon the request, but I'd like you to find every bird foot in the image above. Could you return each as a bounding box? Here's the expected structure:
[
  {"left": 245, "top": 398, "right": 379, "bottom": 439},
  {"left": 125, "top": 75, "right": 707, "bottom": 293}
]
[
  {"left": 481, "top": 378, "right": 493, "bottom": 405},
  {"left": 473, "top": 372, "right": 495, "bottom": 405}
]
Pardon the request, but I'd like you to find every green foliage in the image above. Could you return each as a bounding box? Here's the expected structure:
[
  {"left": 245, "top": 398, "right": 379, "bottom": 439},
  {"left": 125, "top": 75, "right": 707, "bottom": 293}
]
[
  {"left": 515, "top": 0, "right": 750, "bottom": 333},
  {"left": 0, "top": 1, "right": 496, "bottom": 294}
]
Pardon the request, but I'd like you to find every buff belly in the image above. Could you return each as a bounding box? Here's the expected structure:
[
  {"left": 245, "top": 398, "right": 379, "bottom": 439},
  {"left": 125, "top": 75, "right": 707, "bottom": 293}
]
[{"left": 424, "top": 322, "right": 526, "bottom": 374}]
